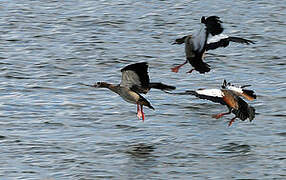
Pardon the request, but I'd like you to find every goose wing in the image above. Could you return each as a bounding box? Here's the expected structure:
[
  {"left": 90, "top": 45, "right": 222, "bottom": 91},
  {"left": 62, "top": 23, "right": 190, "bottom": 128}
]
[
  {"left": 183, "top": 89, "right": 226, "bottom": 105},
  {"left": 120, "top": 62, "right": 150, "bottom": 94},
  {"left": 228, "top": 36, "right": 255, "bottom": 45},
  {"left": 206, "top": 35, "right": 255, "bottom": 51}
]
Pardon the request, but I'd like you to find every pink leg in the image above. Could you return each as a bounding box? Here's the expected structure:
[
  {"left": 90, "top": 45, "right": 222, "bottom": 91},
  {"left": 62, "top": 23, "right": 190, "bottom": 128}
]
[
  {"left": 212, "top": 111, "right": 231, "bottom": 119},
  {"left": 137, "top": 104, "right": 143, "bottom": 119},
  {"left": 171, "top": 61, "right": 187, "bottom": 73},
  {"left": 228, "top": 117, "right": 237, "bottom": 127},
  {"left": 141, "top": 105, "right": 145, "bottom": 122}
]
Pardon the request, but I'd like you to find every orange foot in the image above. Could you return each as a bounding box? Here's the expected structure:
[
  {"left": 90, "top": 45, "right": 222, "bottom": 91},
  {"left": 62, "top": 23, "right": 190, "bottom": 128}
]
[
  {"left": 171, "top": 61, "right": 187, "bottom": 73},
  {"left": 171, "top": 67, "right": 180, "bottom": 73},
  {"left": 212, "top": 113, "right": 225, "bottom": 119},
  {"left": 228, "top": 117, "right": 236, "bottom": 127}
]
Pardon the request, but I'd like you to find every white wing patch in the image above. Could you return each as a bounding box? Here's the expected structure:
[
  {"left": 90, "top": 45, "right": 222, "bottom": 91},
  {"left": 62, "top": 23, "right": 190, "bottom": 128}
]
[
  {"left": 196, "top": 89, "right": 223, "bottom": 97},
  {"left": 207, "top": 34, "right": 229, "bottom": 44},
  {"left": 120, "top": 70, "right": 141, "bottom": 89},
  {"left": 225, "top": 85, "right": 243, "bottom": 94}
]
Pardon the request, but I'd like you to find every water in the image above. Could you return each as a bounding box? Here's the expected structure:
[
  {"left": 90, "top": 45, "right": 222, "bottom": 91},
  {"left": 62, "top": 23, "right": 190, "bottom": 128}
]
[{"left": 0, "top": 0, "right": 285, "bottom": 179}]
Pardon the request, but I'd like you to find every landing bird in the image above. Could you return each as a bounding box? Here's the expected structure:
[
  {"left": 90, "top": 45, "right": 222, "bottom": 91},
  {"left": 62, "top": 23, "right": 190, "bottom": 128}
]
[
  {"left": 92, "top": 62, "right": 176, "bottom": 121},
  {"left": 169, "top": 80, "right": 256, "bottom": 126},
  {"left": 172, "top": 16, "right": 255, "bottom": 74},
  {"left": 221, "top": 80, "right": 256, "bottom": 101}
]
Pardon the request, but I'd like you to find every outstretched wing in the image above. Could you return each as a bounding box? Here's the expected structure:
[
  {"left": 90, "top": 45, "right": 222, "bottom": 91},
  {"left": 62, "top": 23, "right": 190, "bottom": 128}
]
[
  {"left": 120, "top": 62, "right": 150, "bottom": 93},
  {"left": 183, "top": 89, "right": 226, "bottom": 105},
  {"left": 228, "top": 36, "right": 255, "bottom": 45},
  {"left": 206, "top": 35, "right": 255, "bottom": 51}
]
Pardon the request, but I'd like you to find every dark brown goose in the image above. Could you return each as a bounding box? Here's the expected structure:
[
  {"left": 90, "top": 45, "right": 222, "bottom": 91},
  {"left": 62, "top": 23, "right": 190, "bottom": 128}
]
[
  {"left": 171, "top": 16, "right": 222, "bottom": 74},
  {"left": 93, "top": 62, "right": 176, "bottom": 121},
  {"left": 172, "top": 16, "right": 254, "bottom": 74}
]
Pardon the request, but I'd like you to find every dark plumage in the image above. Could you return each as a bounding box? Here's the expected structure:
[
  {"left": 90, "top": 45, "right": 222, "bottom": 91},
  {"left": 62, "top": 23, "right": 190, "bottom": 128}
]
[
  {"left": 206, "top": 35, "right": 255, "bottom": 51},
  {"left": 172, "top": 16, "right": 255, "bottom": 74},
  {"left": 121, "top": 62, "right": 176, "bottom": 94},
  {"left": 171, "top": 33, "right": 211, "bottom": 74},
  {"left": 201, "top": 16, "right": 224, "bottom": 36},
  {"left": 171, "top": 16, "right": 223, "bottom": 74}
]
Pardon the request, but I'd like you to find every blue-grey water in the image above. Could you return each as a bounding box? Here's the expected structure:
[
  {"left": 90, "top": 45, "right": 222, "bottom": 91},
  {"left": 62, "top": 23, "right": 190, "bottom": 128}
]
[{"left": 0, "top": 0, "right": 285, "bottom": 179}]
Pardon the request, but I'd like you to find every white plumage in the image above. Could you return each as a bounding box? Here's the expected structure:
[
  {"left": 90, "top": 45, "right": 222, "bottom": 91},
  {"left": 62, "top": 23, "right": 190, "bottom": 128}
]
[
  {"left": 196, "top": 89, "right": 223, "bottom": 97},
  {"left": 225, "top": 85, "right": 243, "bottom": 94},
  {"left": 207, "top": 34, "right": 229, "bottom": 44}
]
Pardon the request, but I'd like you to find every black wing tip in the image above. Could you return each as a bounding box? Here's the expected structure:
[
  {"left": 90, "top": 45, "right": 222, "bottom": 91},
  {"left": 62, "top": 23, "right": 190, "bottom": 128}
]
[
  {"left": 185, "top": 90, "right": 196, "bottom": 95},
  {"left": 244, "top": 39, "right": 256, "bottom": 44},
  {"left": 248, "top": 40, "right": 256, "bottom": 44},
  {"left": 229, "top": 37, "right": 256, "bottom": 45},
  {"left": 149, "top": 83, "right": 176, "bottom": 91},
  {"left": 121, "top": 62, "right": 148, "bottom": 72},
  {"left": 242, "top": 39, "right": 255, "bottom": 45},
  {"left": 149, "top": 105, "right": 155, "bottom": 110},
  {"left": 169, "top": 86, "right": 176, "bottom": 90}
]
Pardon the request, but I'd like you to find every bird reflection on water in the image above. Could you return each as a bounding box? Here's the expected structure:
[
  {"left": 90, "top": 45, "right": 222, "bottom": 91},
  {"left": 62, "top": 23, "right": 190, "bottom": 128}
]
[{"left": 126, "top": 143, "right": 155, "bottom": 158}]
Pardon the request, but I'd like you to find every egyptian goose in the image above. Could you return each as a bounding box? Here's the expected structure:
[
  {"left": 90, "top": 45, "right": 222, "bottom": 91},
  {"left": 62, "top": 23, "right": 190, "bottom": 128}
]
[
  {"left": 170, "top": 80, "right": 256, "bottom": 126},
  {"left": 172, "top": 16, "right": 254, "bottom": 73},
  {"left": 93, "top": 62, "right": 176, "bottom": 121}
]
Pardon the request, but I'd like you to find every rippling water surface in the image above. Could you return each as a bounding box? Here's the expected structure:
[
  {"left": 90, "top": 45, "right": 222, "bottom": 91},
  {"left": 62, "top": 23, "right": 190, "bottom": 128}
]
[{"left": 0, "top": 0, "right": 285, "bottom": 179}]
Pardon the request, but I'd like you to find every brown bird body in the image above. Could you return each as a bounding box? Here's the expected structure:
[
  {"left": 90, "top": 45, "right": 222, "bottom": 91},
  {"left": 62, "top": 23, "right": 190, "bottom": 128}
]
[{"left": 168, "top": 80, "right": 256, "bottom": 126}]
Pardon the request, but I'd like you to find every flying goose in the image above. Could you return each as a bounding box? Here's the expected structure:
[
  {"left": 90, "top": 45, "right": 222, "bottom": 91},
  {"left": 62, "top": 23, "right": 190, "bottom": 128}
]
[
  {"left": 93, "top": 62, "right": 176, "bottom": 121},
  {"left": 168, "top": 80, "right": 256, "bottom": 126},
  {"left": 172, "top": 16, "right": 254, "bottom": 73},
  {"left": 171, "top": 16, "right": 222, "bottom": 74}
]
